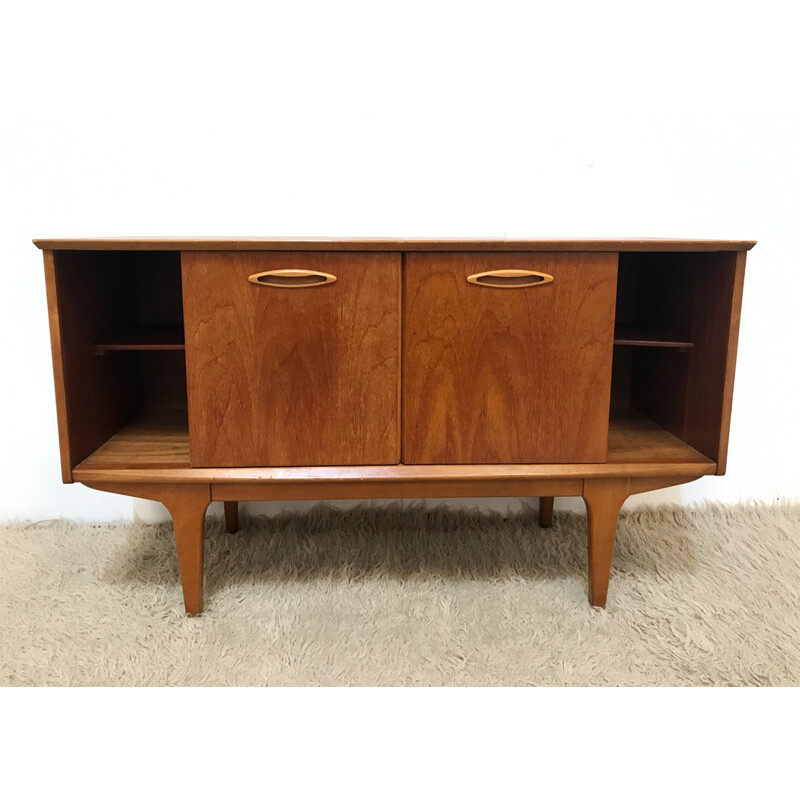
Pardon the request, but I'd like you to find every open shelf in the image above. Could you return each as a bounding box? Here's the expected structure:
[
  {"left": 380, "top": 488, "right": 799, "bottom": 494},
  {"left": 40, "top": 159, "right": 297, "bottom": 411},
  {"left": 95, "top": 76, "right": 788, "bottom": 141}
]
[
  {"left": 76, "top": 409, "right": 190, "bottom": 470},
  {"left": 614, "top": 330, "right": 693, "bottom": 349},
  {"left": 609, "top": 250, "right": 741, "bottom": 467},
  {"left": 49, "top": 250, "right": 189, "bottom": 473},
  {"left": 94, "top": 324, "right": 185, "bottom": 354},
  {"left": 606, "top": 407, "right": 711, "bottom": 464},
  {"left": 74, "top": 406, "right": 714, "bottom": 474}
]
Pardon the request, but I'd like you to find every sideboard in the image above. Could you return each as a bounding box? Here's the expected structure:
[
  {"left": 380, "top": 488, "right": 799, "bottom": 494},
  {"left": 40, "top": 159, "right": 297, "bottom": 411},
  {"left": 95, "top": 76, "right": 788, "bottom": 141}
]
[{"left": 36, "top": 238, "right": 754, "bottom": 615}]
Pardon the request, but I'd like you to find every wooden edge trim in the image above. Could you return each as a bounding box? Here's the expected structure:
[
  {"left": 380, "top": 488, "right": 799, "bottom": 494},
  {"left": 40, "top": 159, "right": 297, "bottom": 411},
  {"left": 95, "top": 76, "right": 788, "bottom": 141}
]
[
  {"left": 80, "top": 475, "right": 706, "bottom": 503},
  {"left": 210, "top": 478, "right": 585, "bottom": 502},
  {"left": 72, "top": 462, "right": 717, "bottom": 485},
  {"left": 43, "top": 250, "right": 73, "bottom": 484},
  {"left": 83, "top": 476, "right": 704, "bottom": 499},
  {"left": 715, "top": 251, "right": 747, "bottom": 475},
  {"left": 32, "top": 238, "right": 758, "bottom": 252}
]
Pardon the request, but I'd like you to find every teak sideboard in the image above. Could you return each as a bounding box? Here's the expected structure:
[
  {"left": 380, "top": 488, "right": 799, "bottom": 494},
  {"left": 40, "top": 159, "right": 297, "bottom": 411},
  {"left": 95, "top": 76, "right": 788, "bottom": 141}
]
[{"left": 36, "top": 238, "right": 754, "bottom": 615}]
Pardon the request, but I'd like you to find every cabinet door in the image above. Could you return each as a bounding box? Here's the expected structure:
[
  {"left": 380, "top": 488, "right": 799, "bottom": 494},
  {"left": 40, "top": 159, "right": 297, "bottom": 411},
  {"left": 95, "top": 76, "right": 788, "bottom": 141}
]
[
  {"left": 182, "top": 252, "right": 401, "bottom": 467},
  {"left": 403, "top": 252, "right": 618, "bottom": 464}
]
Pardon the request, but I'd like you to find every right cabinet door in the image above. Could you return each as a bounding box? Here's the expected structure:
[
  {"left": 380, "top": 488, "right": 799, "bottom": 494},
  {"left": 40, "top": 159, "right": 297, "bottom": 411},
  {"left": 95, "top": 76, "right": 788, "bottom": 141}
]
[{"left": 403, "top": 252, "right": 618, "bottom": 464}]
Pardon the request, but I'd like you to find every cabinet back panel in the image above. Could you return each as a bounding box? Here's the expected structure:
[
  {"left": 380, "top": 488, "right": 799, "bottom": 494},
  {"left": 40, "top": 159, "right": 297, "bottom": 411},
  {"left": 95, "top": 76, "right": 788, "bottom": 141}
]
[
  {"left": 403, "top": 252, "right": 618, "bottom": 464},
  {"left": 182, "top": 252, "right": 401, "bottom": 467}
]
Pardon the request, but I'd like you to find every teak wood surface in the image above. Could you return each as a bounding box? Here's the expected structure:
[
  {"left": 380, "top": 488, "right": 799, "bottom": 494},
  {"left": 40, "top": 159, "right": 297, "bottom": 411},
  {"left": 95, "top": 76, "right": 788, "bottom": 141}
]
[
  {"left": 182, "top": 251, "right": 401, "bottom": 467},
  {"left": 34, "top": 237, "right": 756, "bottom": 252},
  {"left": 72, "top": 408, "right": 715, "bottom": 484},
  {"left": 403, "top": 252, "right": 618, "bottom": 463},
  {"left": 38, "top": 238, "right": 754, "bottom": 615}
]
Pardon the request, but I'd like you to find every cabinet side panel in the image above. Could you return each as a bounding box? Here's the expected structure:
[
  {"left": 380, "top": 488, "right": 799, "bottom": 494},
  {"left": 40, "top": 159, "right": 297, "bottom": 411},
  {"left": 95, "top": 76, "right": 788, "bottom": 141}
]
[
  {"left": 684, "top": 250, "right": 746, "bottom": 473},
  {"left": 43, "top": 250, "right": 73, "bottom": 482}
]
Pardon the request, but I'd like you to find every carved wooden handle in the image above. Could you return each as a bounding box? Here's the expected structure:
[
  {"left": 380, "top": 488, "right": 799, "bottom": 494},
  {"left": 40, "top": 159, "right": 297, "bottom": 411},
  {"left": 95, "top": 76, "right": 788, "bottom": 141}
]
[
  {"left": 466, "top": 269, "right": 554, "bottom": 288},
  {"left": 248, "top": 269, "right": 337, "bottom": 288}
]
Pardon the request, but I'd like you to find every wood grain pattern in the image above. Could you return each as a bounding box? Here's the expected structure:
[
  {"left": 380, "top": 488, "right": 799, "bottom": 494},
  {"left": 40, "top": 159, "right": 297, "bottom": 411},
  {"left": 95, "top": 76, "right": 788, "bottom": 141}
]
[
  {"left": 73, "top": 460, "right": 714, "bottom": 488},
  {"left": 161, "top": 484, "right": 210, "bottom": 616},
  {"left": 182, "top": 252, "right": 401, "bottom": 467},
  {"left": 78, "top": 410, "right": 190, "bottom": 469},
  {"left": 33, "top": 238, "right": 757, "bottom": 252},
  {"left": 75, "top": 460, "right": 715, "bottom": 491},
  {"left": 72, "top": 407, "right": 714, "bottom": 486},
  {"left": 403, "top": 252, "right": 618, "bottom": 464},
  {"left": 606, "top": 407, "right": 708, "bottom": 463},
  {"left": 583, "top": 478, "right": 630, "bottom": 608}
]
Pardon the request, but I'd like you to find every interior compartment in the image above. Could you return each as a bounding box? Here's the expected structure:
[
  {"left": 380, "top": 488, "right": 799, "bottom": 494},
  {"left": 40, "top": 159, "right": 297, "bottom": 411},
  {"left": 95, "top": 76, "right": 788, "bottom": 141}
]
[
  {"left": 51, "top": 250, "right": 187, "bottom": 473},
  {"left": 610, "top": 251, "right": 741, "bottom": 467}
]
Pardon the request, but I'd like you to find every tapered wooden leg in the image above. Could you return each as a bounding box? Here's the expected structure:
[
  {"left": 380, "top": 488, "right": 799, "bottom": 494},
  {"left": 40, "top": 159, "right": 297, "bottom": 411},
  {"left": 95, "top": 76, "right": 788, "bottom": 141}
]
[
  {"left": 161, "top": 484, "right": 211, "bottom": 616},
  {"left": 224, "top": 501, "right": 239, "bottom": 534},
  {"left": 582, "top": 478, "right": 630, "bottom": 608},
  {"left": 538, "top": 496, "right": 554, "bottom": 527}
]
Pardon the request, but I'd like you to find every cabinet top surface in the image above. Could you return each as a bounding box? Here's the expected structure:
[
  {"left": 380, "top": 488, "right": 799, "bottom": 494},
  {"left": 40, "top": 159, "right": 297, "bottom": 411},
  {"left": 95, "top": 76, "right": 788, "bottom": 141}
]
[{"left": 33, "top": 237, "right": 756, "bottom": 252}]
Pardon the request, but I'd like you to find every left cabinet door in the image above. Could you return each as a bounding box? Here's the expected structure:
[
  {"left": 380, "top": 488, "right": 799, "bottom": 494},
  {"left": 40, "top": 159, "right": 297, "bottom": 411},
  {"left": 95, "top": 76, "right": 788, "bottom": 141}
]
[{"left": 182, "top": 251, "right": 401, "bottom": 467}]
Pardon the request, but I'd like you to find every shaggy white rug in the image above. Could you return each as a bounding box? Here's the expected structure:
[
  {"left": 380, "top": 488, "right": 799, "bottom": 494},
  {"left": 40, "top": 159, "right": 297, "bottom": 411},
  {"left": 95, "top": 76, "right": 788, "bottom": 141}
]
[{"left": 1, "top": 503, "right": 798, "bottom": 686}]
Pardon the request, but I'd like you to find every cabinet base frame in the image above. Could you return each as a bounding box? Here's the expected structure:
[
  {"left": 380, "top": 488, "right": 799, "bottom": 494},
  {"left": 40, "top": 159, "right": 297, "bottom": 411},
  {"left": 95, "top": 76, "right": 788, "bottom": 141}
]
[{"left": 82, "top": 473, "right": 701, "bottom": 616}]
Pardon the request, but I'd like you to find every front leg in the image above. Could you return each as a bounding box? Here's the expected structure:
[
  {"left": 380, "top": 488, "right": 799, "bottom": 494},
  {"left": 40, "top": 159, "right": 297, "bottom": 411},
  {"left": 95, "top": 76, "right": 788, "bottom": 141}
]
[
  {"left": 582, "top": 478, "right": 630, "bottom": 608},
  {"left": 161, "top": 484, "right": 211, "bottom": 616}
]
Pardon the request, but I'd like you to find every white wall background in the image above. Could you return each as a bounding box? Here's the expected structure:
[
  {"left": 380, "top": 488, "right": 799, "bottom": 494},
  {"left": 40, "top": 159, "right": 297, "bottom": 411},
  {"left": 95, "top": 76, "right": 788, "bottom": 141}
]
[{"left": 1, "top": 1, "right": 799, "bottom": 523}]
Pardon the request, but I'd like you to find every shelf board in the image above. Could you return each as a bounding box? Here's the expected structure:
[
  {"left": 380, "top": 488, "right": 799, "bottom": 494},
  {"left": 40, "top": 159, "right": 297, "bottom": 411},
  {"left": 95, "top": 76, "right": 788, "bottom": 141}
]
[
  {"left": 614, "top": 330, "right": 694, "bottom": 349},
  {"left": 606, "top": 407, "right": 707, "bottom": 463},
  {"left": 74, "top": 407, "right": 714, "bottom": 480},
  {"left": 94, "top": 327, "right": 693, "bottom": 353},
  {"left": 94, "top": 324, "right": 185, "bottom": 354},
  {"left": 77, "top": 409, "right": 190, "bottom": 469}
]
